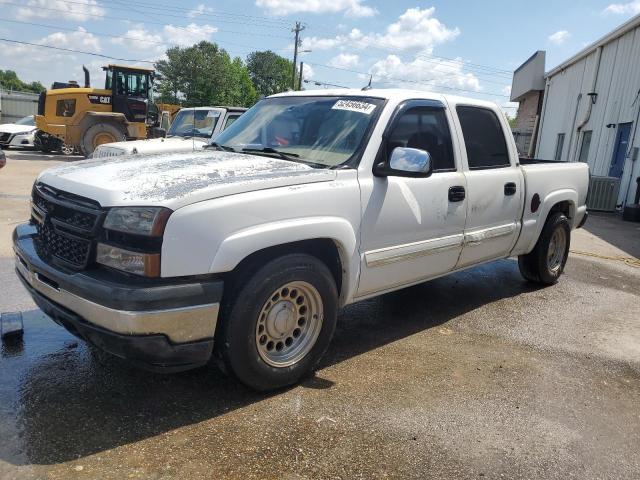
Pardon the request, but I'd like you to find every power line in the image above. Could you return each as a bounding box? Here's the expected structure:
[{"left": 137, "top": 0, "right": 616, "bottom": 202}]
[
  {"left": 108, "top": 0, "right": 291, "bottom": 30},
  {"left": 304, "top": 61, "right": 511, "bottom": 99},
  {"left": 363, "top": 45, "right": 513, "bottom": 79},
  {"left": 300, "top": 43, "right": 512, "bottom": 80},
  {"left": 12, "top": 0, "right": 292, "bottom": 29},
  {"left": 108, "top": 0, "right": 292, "bottom": 27},
  {"left": 0, "top": 37, "right": 155, "bottom": 63},
  {"left": 0, "top": 18, "right": 272, "bottom": 55},
  {"left": 307, "top": 59, "right": 511, "bottom": 88},
  {"left": 0, "top": 1, "right": 293, "bottom": 39}
]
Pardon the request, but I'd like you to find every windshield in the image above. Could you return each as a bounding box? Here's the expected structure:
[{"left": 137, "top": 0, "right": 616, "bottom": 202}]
[
  {"left": 167, "top": 109, "right": 220, "bottom": 138},
  {"left": 213, "top": 96, "right": 384, "bottom": 167},
  {"left": 16, "top": 116, "right": 35, "bottom": 126}
]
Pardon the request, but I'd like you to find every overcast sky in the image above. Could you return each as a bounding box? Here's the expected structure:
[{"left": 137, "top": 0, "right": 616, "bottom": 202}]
[{"left": 1, "top": 0, "right": 639, "bottom": 115}]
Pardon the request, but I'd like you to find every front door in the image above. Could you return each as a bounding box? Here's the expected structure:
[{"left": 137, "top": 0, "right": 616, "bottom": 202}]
[
  {"left": 111, "top": 69, "right": 149, "bottom": 123},
  {"left": 357, "top": 102, "right": 467, "bottom": 297},
  {"left": 455, "top": 105, "right": 523, "bottom": 267},
  {"left": 609, "top": 122, "right": 632, "bottom": 178}
]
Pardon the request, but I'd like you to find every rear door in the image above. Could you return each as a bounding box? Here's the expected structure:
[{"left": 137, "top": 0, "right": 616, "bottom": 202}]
[{"left": 453, "top": 104, "right": 523, "bottom": 267}]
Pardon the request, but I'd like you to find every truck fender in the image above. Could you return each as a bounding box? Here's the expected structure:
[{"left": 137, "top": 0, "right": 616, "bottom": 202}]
[
  {"left": 210, "top": 216, "right": 359, "bottom": 303},
  {"left": 82, "top": 111, "right": 128, "bottom": 128},
  {"left": 525, "top": 189, "right": 577, "bottom": 253}
]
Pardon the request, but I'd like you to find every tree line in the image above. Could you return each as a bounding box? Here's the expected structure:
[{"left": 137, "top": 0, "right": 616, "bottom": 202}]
[
  {"left": 0, "top": 69, "right": 46, "bottom": 93},
  {"left": 154, "top": 42, "right": 296, "bottom": 108},
  {"left": 1, "top": 42, "right": 295, "bottom": 107}
]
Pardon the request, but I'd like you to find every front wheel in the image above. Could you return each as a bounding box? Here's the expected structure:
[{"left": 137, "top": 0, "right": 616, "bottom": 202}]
[
  {"left": 218, "top": 254, "right": 338, "bottom": 391},
  {"left": 80, "top": 122, "right": 126, "bottom": 157},
  {"left": 518, "top": 212, "right": 571, "bottom": 285}
]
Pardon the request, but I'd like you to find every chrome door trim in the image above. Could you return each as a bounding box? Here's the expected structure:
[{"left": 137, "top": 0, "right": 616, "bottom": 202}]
[
  {"left": 463, "top": 223, "right": 517, "bottom": 246},
  {"left": 364, "top": 233, "right": 464, "bottom": 268}
]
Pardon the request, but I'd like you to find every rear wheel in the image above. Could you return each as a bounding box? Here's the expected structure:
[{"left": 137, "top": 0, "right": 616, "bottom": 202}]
[
  {"left": 518, "top": 212, "right": 571, "bottom": 285},
  {"left": 80, "top": 122, "right": 126, "bottom": 157},
  {"left": 218, "top": 254, "right": 338, "bottom": 391}
]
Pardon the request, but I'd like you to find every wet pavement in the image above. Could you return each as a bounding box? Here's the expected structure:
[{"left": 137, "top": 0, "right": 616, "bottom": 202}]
[
  {"left": 1, "top": 150, "right": 639, "bottom": 479},
  {"left": 1, "top": 252, "right": 639, "bottom": 480}
]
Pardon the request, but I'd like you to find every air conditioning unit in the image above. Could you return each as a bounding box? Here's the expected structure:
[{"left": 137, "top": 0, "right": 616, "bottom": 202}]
[{"left": 587, "top": 176, "right": 620, "bottom": 212}]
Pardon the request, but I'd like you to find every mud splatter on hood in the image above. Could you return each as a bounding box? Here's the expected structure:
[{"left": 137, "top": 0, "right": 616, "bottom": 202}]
[{"left": 37, "top": 150, "right": 336, "bottom": 209}]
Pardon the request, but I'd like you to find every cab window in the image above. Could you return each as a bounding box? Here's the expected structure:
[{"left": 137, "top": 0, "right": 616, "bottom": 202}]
[
  {"left": 456, "top": 106, "right": 510, "bottom": 169},
  {"left": 224, "top": 114, "right": 241, "bottom": 130},
  {"left": 386, "top": 106, "right": 455, "bottom": 172},
  {"left": 113, "top": 71, "right": 149, "bottom": 99}
]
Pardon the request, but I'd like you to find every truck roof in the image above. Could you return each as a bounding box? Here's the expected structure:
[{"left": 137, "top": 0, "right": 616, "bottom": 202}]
[
  {"left": 177, "top": 106, "right": 248, "bottom": 112},
  {"left": 103, "top": 64, "right": 155, "bottom": 73},
  {"left": 270, "top": 88, "right": 499, "bottom": 110}
]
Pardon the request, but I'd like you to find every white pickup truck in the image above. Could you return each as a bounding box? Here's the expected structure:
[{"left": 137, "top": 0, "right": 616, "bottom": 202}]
[
  {"left": 91, "top": 106, "right": 246, "bottom": 158},
  {"left": 14, "top": 89, "right": 589, "bottom": 390}
]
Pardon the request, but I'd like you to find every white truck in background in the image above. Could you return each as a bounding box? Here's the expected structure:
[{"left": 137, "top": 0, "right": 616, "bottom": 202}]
[
  {"left": 13, "top": 89, "right": 589, "bottom": 390},
  {"left": 91, "top": 106, "right": 246, "bottom": 158}
]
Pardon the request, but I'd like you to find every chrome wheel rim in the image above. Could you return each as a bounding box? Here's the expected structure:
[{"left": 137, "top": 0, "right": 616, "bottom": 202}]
[
  {"left": 547, "top": 227, "right": 567, "bottom": 272},
  {"left": 255, "top": 281, "right": 323, "bottom": 368},
  {"left": 61, "top": 143, "right": 74, "bottom": 155}
]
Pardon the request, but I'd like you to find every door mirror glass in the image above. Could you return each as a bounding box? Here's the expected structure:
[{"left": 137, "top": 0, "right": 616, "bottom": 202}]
[{"left": 382, "top": 147, "right": 433, "bottom": 177}]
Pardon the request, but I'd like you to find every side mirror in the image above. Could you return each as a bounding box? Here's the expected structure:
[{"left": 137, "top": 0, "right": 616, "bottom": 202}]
[{"left": 374, "top": 147, "right": 433, "bottom": 178}]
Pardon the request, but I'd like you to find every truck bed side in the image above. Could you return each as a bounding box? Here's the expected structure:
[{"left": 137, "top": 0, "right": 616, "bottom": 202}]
[{"left": 511, "top": 162, "right": 590, "bottom": 256}]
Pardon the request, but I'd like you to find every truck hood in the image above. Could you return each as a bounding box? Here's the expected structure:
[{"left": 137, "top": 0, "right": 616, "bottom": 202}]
[
  {"left": 0, "top": 124, "right": 37, "bottom": 134},
  {"left": 94, "top": 136, "right": 208, "bottom": 157},
  {"left": 37, "top": 150, "right": 336, "bottom": 209}
]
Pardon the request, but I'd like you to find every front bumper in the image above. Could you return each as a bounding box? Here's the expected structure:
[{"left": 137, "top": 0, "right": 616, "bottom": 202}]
[
  {"left": 13, "top": 223, "right": 223, "bottom": 372},
  {"left": 0, "top": 132, "right": 35, "bottom": 148},
  {"left": 9, "top": 132, "right": 36, "bottom": 148}
]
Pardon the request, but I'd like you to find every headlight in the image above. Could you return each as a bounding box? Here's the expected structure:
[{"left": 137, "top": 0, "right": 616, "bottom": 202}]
[
  {"left": 14, "top": 131, "right": 33, "bottom": 136},
  {"left": 96, "top": 244, "right": 160, "bottom": 277},
  {"left": 103, "top": 207, "right": 172, "bottom": 236}
]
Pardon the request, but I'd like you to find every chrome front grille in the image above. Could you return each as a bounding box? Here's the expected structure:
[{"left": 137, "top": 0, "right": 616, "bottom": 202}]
[{"left": 31, "top": 183, "right": 103, "bottom": 270}]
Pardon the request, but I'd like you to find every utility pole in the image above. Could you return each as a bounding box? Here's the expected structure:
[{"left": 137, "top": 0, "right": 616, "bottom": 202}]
[
  {"left": 298, "top": 61, "right": 304, "bottom": 91},
  {"left": 292, "top": 21, "right": 305, "bottom": 90}
]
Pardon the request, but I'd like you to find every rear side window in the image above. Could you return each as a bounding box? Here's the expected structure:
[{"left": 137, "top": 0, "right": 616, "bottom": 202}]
[
  {"left": 224, "top": 114, "right": 241, "bottom": 130},
  {"left": 386, "top": 107, "right": 455, "bottom": 172},
  {"left": 456, "top": 106, "right": 510, "bottom": 169}
]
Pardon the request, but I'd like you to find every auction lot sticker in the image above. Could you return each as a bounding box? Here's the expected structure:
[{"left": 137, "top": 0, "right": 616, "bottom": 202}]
[{"left": 332, "top": 100, "right": 376, "bottom": 115}]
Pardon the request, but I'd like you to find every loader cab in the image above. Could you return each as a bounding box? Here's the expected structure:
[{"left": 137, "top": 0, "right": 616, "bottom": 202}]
[{"left": 104, "top": 65, "right": 155, "bottom": 124}]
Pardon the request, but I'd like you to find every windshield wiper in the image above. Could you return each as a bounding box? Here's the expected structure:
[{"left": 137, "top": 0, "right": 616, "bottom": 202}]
[
  {"left": 205, "top": 142, "right": 235, "bottom": 152},
  {"left": 242, "top": 147, "right": 329, "bottom": 168},
  {"left": 242, "top": 147, "right": 300, "bottom": 160}
]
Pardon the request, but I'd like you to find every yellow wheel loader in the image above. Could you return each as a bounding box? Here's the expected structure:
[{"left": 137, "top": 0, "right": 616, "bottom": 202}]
[{"left": 35, "top": 65, "right": 180, "bottom": 157}]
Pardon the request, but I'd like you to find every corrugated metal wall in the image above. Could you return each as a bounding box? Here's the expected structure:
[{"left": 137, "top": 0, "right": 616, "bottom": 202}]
[
  {"left": 536, "top": 26, "right": 640, "bottom": 206},
  {"left": 0, "top": 89, "right": 39, "bottom": 124}
]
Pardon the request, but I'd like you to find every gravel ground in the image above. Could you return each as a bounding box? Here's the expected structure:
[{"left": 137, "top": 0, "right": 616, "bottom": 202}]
[{"left": 0, "top": 148, "right": 639, "bottom": 480}]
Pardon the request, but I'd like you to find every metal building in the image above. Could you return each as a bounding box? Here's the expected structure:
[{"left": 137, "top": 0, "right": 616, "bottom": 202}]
[
  {"left": 513, "top": 14, "right": 640, "bottom": 209},
  {"left": 0, "top": 89, "right": 39, "bottom": 124}
]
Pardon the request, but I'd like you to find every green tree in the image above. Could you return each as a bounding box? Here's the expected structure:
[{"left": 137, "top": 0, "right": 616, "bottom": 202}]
[
  {"left": 155, "top": 41, "right": 257, "bottom": 108},
  {"left": 246, "top": 50, "right": 295, "bottom": 97},
  {"left": 0, "top": 70, "right": 45, "bottom": 93}
]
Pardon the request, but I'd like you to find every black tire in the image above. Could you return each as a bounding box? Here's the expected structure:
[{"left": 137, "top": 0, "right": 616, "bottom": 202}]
[
  {"left": 80, "top": 122, "right": 126, "bottom": 157},
  {"left": 218, "top": 253, "right": 338, "bottom": 391},
  {"left": 518, "top": 212, "right": 571, "bottom": 285},
  {"left": 40, "top": 141, "right": 53, "bottom": 153}
]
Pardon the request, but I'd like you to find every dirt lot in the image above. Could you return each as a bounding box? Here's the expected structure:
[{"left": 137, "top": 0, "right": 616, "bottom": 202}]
[{"left": 1, "top": 148, "right": 639, "bottom": 479}]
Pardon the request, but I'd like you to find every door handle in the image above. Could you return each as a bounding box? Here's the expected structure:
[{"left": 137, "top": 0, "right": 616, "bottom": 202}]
[
  {"left": 448, "top": 186, "right": 466, "bottom": 202},
  {"left": 504, "top": 182, "right": 517, "bottom": 196}
]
